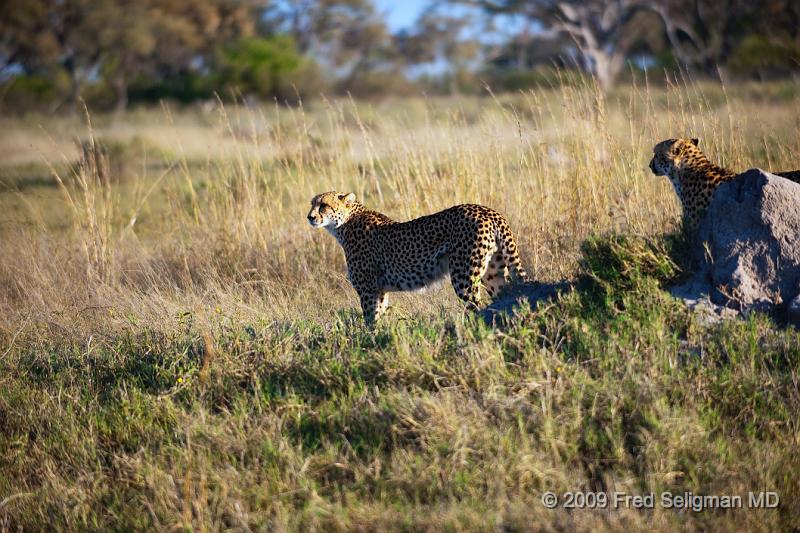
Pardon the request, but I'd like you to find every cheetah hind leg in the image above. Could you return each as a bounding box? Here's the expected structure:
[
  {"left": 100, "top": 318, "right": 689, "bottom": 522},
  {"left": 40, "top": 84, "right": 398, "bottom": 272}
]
[
  {"left": 449, "top": 256, "right": 482, "bottom": 311},
  {"left": 482, "top": 250, "right": 508, "bottom": 299},
  {"left": 497, "top": 222, "right": 530, "bottom": 283}
]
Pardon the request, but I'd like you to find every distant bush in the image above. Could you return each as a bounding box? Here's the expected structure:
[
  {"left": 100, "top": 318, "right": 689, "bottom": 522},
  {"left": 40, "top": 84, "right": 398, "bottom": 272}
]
[
  {"left": 216, "top": 36, "right": 306, "bottom": 102},
  {"left": 337, "top": 70, "right": 423, "bottom": 99},
  {"left": 0, "top": 74, "right": 63, "bottom": 111},
  {"left": 728, "top": 35, "right": 800, "bottom": 79},
  {"left": 127, "top": 72, "right": 215, "bottom": 104},
  {"left": 482, "top": 67, "right": 592, "bottom": 92}
]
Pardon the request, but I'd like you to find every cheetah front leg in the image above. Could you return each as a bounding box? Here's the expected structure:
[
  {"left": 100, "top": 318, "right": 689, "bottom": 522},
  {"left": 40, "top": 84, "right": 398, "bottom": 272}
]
[{"left": 358, "top": 288, "right": 387, "bottom": 327}]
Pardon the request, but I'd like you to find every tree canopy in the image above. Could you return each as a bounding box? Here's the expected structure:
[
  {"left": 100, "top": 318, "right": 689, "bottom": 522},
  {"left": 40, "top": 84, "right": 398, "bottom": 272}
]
[{"left": 1, "top": 0, "right": 799, "bottom": 111}]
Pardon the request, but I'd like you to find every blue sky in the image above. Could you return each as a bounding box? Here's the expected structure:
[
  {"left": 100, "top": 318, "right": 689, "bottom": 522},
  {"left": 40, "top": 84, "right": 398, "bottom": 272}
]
[
  {"left": 371, "top": 0, "right": 529, "bottom": 76},
  {"left": 374, "top": 0, "right": 429, "bottom": 31},
  {"left": 373, "top": 0, "right": 528, "bottom": 40}
]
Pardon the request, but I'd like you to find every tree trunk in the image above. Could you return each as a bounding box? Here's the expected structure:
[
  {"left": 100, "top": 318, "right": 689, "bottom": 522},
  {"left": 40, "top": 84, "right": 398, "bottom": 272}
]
[
  {"left": 55, "top": 56, "right": 83, "bottom": 113},
  {"left": 69, "top": 78, "right": 83, "bottom": 112},
  {"left": 342, "top": 52, "right": 369, "bottom": 92},
  {"left": 112, "top": 73, "right": 128, "bottom": 113},
  {"left": 516, "top": 26, "right": 530, "bottom": 69},
  {"left": 448, "top": 67, "right": 461, "bottom": 96},
  {"left": 553, "top": 1, "right": 645, "bottom": 91},
  {"left": 588, "top": 47, "right": 626, "bottom": 91},
  {"left": 52, "top": 75, "right": 82, "bottom": 114}
]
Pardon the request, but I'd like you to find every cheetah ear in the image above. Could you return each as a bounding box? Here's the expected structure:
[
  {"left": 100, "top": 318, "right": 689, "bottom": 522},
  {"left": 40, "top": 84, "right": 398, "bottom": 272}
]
[
  {"left": 339, "top": 192, "right": 356, "bottom": 204},
  {"left": 690, "top": 138, "right": 699, "bottom": 147}
]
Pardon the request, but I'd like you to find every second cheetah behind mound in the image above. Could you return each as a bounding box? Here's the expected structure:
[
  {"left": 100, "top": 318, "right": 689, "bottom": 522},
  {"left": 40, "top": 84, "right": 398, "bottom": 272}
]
[
  {"left": 307, "top": 191, "right": 529, "bottom": 325},
  {"left": 649, "top": 137, "right": 800, "bottom": 228}
]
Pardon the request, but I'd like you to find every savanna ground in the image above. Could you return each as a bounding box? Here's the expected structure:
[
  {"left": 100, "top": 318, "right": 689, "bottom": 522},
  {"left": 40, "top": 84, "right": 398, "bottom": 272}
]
[{"left": 1, "top": 77, "right": 799, "bottom": 531}]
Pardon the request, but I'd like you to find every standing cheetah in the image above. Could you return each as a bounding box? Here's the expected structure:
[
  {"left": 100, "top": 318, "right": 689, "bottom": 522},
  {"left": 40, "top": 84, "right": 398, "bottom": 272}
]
[
  {"left": 649, "top": 137, "right": 800, "bottom": 228},
  {"left": 307, "top": 191, "right": 529, "bottom": 325}
]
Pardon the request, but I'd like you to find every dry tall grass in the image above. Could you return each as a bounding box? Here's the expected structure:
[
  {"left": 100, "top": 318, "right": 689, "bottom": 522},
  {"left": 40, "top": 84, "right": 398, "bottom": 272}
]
[
  {"left": 3, "top": 79, "right": 799, "bottom": 335},
  {"left": 1, "top": 78, "right": 799, "bottom": 531}
]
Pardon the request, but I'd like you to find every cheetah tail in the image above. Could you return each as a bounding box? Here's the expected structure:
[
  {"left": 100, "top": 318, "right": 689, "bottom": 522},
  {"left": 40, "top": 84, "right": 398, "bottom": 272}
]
[
  {"left": 497, "top": 221, "right": 530, "bottom": 283},
  {"left": 775, "top": 170, "right": 800, "bottom": 184}
]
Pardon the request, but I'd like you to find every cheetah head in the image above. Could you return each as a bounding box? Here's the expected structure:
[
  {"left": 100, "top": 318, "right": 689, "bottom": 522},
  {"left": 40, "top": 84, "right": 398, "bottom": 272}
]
[
  {"left": 307, "top": 191, "right": 358, "bottom": 229},
  {"left": 649, "top": 137, "right": 700, "bottom": 177}
]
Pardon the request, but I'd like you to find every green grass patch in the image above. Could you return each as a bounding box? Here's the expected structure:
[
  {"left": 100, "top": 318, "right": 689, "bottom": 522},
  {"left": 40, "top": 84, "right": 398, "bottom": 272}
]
[{"left": 1, "top": 234, "right": 799, "bottom": 530}]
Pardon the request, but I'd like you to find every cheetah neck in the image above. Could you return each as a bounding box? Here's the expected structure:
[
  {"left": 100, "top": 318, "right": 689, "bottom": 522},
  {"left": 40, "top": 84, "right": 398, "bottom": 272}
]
[
  {"left": 678, "top": 152, "right": 736, "bottom": 184},
  {"left": 326, "top": 206, "right": 395, "bottom": 246},
  {"left": 346, "top": 207, "right": 395, "bottom": 227},
  {"left": 325, "top": 225, "right": 346, "bottom": 246}
]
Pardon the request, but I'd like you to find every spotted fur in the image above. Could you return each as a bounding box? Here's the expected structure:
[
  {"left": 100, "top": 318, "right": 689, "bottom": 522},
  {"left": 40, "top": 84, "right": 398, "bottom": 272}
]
[
  {"left": 649, "top": 137, "right": 800, "bottom": 228},
  {"left": 308, "top": 191, "right": 529, "bottom": 325}
]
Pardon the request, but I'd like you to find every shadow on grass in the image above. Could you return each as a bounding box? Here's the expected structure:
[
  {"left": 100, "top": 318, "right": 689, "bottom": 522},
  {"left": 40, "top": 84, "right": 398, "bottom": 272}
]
[{"left": 481, "top": 281, "right": 572, "bottom": 324}]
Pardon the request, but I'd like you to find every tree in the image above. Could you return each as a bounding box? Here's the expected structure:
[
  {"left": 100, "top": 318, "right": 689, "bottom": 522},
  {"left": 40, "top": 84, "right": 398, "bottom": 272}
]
[
  {"left": 552, "top": 1, "right": 659, "bottom": 89},
  {"left": 648, "top": 0, "right": 800, "bottom": 77},
  {"left": 216, "top": 35, "right": 304, "bottom": 99},
  {"left": 0, "top": 0, "right": 53, "bottom": 73},
  {"left": 1, "top": 0, "right": 261, "bottom": 110},
  {"left": 90, "top": 0, "right": 235, "bottom": 111},
  {"left": 264, "top": 0, "right": 397, "bottom": 90},
  {"left": 457, "top": 0, "right": 663, "bottom": 90},
  {"left": 396, "top": 10, "right": 480, "bottom": 95},
  {"left": 0, "top": 0, "right": 102, "bottom": 109}
]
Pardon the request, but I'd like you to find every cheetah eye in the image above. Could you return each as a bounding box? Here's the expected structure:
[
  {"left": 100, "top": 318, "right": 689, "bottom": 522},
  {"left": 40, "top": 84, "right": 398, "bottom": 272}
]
[{"left": 319, "top": 203, "right": 329, "bottom": 212}]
